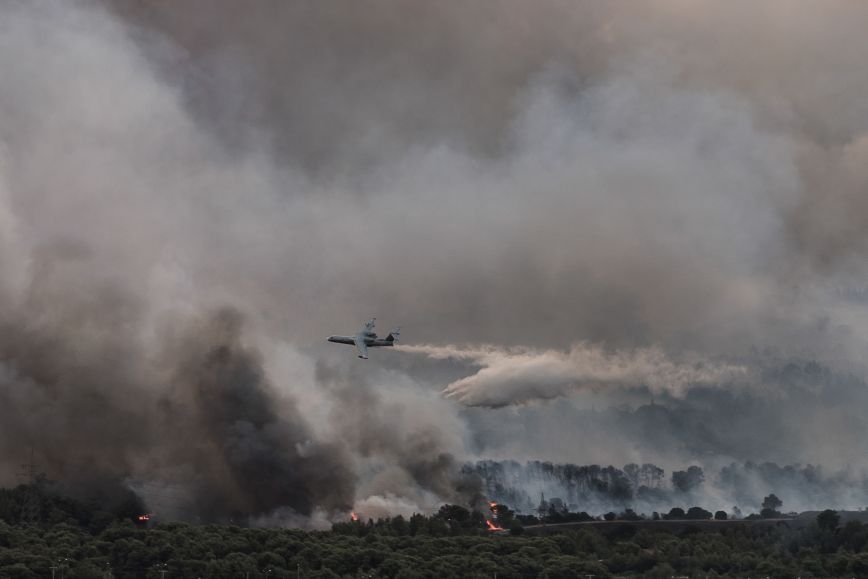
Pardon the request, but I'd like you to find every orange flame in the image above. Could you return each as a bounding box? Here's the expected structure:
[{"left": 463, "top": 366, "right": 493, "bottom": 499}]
[
  {"left": 350, "top": 512, "right": 359, "bottom": 522},
  {"left": 137, "top": 514, "right": 151, "bottom": 522},
  {"left": 486, "top": 519, "right": 505, "bottom": 531},
  {"left": 487, "top": 501, "right": 504, "bottom": 530}
]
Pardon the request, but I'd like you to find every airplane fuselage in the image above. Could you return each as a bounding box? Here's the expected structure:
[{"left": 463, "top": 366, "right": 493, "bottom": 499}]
[
  {"left": 328, "top": 319, "right": 400, "bottom": 358},
  {"left": 327, "top": 335, "right": 395, "bottom": 348}
]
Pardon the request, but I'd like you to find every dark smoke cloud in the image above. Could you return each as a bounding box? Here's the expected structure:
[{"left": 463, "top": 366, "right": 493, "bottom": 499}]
[
  {"left": 2, "top": 0, "right": 868, "bottom": 523},
  {"left": 157, "top": 308, "right": 355, "bottom": 520},
  {"left": 0, "top": 243, "right": 155, "bottom": 485}
]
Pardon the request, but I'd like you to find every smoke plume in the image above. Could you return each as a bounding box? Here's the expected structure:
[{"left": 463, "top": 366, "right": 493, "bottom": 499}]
[
  {"left": 2, "top": 0, "right": 868, "bottom": 523},
  {"left": 157, "top": 308, "right": 356, "bottom": 519}
]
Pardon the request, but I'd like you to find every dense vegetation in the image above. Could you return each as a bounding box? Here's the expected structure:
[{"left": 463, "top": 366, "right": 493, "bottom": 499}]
[{"left": 2, "top": 484, "right": 868, "bottom": 578}]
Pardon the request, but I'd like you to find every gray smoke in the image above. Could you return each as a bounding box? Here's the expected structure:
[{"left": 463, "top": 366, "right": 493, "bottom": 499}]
[
  {"left": 2, "top": 0, "right": 868, "bottom": 523},
  {"left": 316, "top": 360, "right": 483, "bottom": 511},
  {"left": 474, "top": 459, "right": 868, "bottom": 516}
]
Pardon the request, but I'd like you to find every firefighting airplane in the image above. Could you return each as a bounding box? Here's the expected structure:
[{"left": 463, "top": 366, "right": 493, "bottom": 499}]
[{"left": 327, "top": 318, "right": 400, "bottom": 359}]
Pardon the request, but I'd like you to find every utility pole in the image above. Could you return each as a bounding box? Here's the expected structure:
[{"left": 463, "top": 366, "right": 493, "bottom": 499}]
[
  {"left": 55, "top": 557, "right": 71, "bottom": 579},
  {"left": 19, "top": 449, "right": 38, "bottom": 484}
]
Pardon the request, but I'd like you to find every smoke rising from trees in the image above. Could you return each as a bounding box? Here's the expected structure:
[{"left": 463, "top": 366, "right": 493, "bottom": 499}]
[{"left": 473, "top": 459, "right": 868, "bottom": 516}]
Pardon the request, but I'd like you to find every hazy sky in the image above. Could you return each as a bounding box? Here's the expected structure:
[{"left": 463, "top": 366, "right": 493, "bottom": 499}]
[{"left": 2, "top": 0, "right": 868, "bottom": 522}]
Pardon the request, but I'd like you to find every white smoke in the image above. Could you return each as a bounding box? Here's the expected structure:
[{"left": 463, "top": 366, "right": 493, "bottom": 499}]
[
  {"left": 400, "top": 343, "right": 748, "bottom": 407},
  {"left": 353, "top": 493, "right": 438, "bottom": 520}
]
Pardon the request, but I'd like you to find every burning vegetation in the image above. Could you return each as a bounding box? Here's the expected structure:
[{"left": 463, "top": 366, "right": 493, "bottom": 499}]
[
  {"left": 4, "top": 475, "right": 868, "bottom": 577},
  {"left": 486, "top": 501, "right": 505, "bottom": 532}
]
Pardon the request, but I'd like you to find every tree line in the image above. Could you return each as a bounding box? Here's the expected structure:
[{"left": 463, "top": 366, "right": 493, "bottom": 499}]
[
  {"left": 468, "top": 459, "right": 868, "bottom": 514},
  {"left": 2, "top": 483, "right": 868, "bottom": 578}
]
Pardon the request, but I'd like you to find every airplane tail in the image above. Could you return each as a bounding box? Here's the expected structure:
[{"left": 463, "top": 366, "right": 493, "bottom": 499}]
[{"left": 386, "top": 328, "right": 401, "bottom": 342}]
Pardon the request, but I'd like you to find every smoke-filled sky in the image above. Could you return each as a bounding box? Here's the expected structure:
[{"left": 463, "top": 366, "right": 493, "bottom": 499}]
[{"left": 2, "top": 0, "right": 868, "bottom": 522}]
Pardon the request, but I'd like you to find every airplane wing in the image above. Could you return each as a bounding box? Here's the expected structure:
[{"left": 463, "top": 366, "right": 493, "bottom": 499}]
[
  {"left": 354, "top": 335, "right": 369, "bottom": 359},
  {"left": 363, "top": 318, "right": 376, "bottom": 333}
]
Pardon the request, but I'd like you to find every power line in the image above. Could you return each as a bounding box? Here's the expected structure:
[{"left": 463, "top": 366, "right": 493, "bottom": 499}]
[{"left": 18, "top": 448, "right": 41, "bottom": 523}]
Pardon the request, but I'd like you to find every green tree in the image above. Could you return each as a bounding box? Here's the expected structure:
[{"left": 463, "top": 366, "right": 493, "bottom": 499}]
[
  {"left": 685, "top": 507, "right": 713, "bottom": 520},
  {"left": 408, "top": 513, "right": 427, "bottom": 536},
  {"left": 817, "top": 509, "right": 841, "bottom": 531},
  {"left": 0, "top": 563, "right": 39, "bottom": 579},
  {"left": 390, "top": 514, "right": 408, "bottom": 536},
  {"left": 671, "top": 466, "right": 704, "bottom": 493},
  {"left": 761, "top": 493, "right": 783, "bottom": 517}
]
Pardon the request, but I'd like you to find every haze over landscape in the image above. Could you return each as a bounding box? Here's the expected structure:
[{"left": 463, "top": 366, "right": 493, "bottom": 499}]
[{"left": 2, "top": 0, "right": 868, "bottom": 528}]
